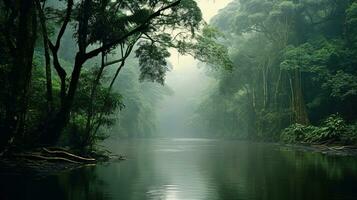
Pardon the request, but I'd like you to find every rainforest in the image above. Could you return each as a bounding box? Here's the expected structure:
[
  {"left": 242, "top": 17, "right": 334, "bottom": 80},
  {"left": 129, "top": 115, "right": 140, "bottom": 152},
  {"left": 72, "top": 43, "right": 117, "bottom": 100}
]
[{"left": 1, "top": 0, "right": 357, "bottom": 199}]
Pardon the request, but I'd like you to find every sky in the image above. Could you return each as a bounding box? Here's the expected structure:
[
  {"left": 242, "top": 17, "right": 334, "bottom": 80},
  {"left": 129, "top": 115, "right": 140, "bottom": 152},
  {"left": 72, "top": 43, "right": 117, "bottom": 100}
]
[
  {"left": 157, "top": 0, "right": 233, "bottom": 136},
  {"left": 196, "top": 0, "right": 234, "bottom": 22},
  {"left": 168, "top": 0, "right": 233, "bottom": 70}
]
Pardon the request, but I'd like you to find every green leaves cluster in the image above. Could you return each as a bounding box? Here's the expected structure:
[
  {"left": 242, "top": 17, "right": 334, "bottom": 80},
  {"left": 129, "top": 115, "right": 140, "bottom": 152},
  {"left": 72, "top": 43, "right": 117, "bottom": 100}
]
[
  {"left": 281, "top": 114, "right": 357, "bottom": 145},
  {"left": 135, "top": 42, "right": 171, "bottom": 84}
]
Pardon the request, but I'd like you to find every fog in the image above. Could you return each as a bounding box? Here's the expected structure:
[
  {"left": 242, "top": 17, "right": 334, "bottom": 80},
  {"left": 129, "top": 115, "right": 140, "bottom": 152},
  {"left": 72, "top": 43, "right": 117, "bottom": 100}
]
[{"left": 157, "top": 0, "right": 233, "bottom": 137}]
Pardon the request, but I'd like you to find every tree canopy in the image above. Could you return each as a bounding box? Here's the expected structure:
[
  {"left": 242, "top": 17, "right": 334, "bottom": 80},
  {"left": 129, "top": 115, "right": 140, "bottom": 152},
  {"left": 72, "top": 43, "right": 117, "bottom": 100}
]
[
  {"left": 0, "top": 0, "right": 231, "bottom": 150},
  {"left": 192, "top": 0, "right": 357, "bottom": 144}
]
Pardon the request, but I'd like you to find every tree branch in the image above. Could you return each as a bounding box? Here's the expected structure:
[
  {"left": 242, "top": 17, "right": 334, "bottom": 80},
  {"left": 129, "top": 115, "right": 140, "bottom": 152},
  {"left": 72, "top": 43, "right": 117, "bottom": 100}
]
[
  {"left": 38, "top": 0, "right": 72, "bottom": 104},
  {"left": 54, "top": 0, "right": 74, "bottom": 49},
  {"left": 92, "top": 38, "right": 138, "bottom": 136},
  {"left": 84, "top": 0, "right": 181, "bottom": 61},
  {"left": 35, "top": 0, "right": 53, "bottom": 112}
]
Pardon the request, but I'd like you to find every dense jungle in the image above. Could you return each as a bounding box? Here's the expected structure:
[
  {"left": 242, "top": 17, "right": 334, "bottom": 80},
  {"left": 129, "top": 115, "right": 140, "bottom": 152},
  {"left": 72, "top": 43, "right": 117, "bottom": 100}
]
[{"left": 1, "top": 0, "right": 357, "bottom": 199}]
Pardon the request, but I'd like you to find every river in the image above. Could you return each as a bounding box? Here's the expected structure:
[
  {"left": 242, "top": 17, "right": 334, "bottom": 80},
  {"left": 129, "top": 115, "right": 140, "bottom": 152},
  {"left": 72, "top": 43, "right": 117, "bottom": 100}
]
[{"left": 2, "top": 138, "right": 357, "bottom": 200}]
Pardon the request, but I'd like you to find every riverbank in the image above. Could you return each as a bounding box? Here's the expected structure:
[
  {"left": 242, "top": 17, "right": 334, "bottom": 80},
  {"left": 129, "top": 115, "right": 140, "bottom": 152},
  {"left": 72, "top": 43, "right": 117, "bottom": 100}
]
[
  {"left": 277, "top": 143, "right": 357, "bottom": 157},
  {"left": 217, "top": 137, "right": 357, "bottom": 157},
  {"left": 0, "top": 147, "right": 126, "bottom": 178},
  {"left": 221, "top": 138, "right": 357, "bottom": 157}
]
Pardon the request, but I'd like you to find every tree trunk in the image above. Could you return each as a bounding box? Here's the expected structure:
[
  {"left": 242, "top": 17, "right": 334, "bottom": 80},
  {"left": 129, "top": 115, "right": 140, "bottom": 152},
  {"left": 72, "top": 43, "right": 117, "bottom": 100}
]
[
  {"left": 40, "top": 54, "right": 85, "bottom": 145},
  {"left": 1, "top": 0, "right": 37, "bottom": 147},
  {"left": 36, "top": 0, "right": 53, "bottom": 113},
  {"left": 246, "top": 87, "right": 257, "bottom": 139},
  {"left": 290, "top": 69, "right": 309, "bottom": 125},
  {"left": 84, "top": 51, "right": 106, "bottom": 146}
]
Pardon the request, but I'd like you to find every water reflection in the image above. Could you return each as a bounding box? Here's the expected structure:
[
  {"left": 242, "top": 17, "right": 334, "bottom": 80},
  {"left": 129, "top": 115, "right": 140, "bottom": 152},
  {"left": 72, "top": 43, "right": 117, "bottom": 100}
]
[{"left": 1, "top": 139, "right": 357, "bottom": 200}]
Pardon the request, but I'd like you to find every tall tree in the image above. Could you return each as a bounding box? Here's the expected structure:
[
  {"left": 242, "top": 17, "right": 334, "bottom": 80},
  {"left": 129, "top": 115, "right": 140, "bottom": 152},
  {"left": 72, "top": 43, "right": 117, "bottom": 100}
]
[
  {"left": 36, "top": 0, "right": 231, "bottom": 145},
  {"left": 0, "top": 0, "right": 37, "bottom": 147}
]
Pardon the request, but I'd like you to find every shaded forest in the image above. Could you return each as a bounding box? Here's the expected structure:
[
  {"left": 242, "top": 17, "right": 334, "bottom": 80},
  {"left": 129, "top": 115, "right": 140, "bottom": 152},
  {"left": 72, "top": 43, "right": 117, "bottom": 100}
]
[
  {"left": 1, "top": 0, "right": 357, "bottom": 154},
  {"left": 2, "top": 1, "right": 357, "bottom": 199},
  {"left": 192, "top": 0, "right": 357, "bottom": 145},
  {"left": 0, "top": 0, "right": 230, "bottom": 152}
]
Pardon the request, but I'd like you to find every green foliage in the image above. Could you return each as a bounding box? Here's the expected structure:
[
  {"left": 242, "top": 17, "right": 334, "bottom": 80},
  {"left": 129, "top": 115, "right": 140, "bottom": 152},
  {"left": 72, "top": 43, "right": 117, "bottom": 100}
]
[
  {"left": 346, "top": 2, "right": 357, "bottom": 33},
  {"left": 341, "top": 123, "right": 357, "bottom": 145},
  {"left": 135, "top": 42, "right": 171, "bottom": 84},
  {"left": 281, "top": 115, "right": 357, "bottom": 145},
  {"left": 193, "top": 0, "right": 357, "bottom": 142},
  {"left": 325, "top": 70, "right": 357, "bottom": 99},
  {"left": 65, "top": 69, "right": 124, "bottom": 149},
  {"left": 0, "top": 0, "right": 234, "bottom": 149},
  {"left": 280, "top": 123, "right": 313, "bottom": 143},
  {"left": 1, "top": 0, "right": 357, "bottom": 150},
  {"left": 19, "top": 54, "right": 124, "bottom": 149},
  {"left": 72, "top": 69, "right": 125, "bottom": 117},
  {"left": 109, "top": 56, "right": 172, "bottom": 138},
  {"left": 173, "top": 25, "right": 233, "bottom": 70}
]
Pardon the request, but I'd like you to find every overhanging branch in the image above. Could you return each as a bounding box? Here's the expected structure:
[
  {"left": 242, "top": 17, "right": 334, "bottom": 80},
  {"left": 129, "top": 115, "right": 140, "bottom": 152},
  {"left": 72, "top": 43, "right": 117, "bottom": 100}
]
[{"left": 84, "top": 0, "right": 181, "bottom": 61}]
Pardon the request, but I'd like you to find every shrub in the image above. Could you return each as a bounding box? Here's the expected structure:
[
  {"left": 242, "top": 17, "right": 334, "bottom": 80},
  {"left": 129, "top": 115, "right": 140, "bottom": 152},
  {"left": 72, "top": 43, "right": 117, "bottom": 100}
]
[
  {"left": 280, "top": 123, "right": 313, "bottom": 143},
  {"left": 280, "top": 114, "right": 356, "bottom": 145},
  {"left": 341, "top": 122, "right": 357, "bottom": 145},
  {"left": 310, "top": 114, "right": 346, "bottom": 142}
]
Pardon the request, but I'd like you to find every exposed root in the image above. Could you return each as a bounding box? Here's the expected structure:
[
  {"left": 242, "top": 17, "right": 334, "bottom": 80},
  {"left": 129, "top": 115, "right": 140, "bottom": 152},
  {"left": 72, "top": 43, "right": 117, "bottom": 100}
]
[
  {"left": 42, "top": 148, "right": 95, "bottom": 162},
  {"left": 14, "top": 153, "right": 81, "bottom": 164},
  {"left": 311, "top": 144, "right": 357, "bottom": 152},
  {"left": 9, "top": 147, "right": 98, "bottom": 165}
]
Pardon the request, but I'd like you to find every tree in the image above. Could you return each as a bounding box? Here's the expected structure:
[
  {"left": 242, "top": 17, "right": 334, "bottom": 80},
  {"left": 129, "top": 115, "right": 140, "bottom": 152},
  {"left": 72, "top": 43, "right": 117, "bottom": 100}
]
[
  {"left": 0, "top": 0, "right": 232, "bottom": 149},
  {"left": 34, "top": 0, "right": 231, "bottom": 145},
  {"left": 0, "top": 0, "right": 38, "bottom": 148}
]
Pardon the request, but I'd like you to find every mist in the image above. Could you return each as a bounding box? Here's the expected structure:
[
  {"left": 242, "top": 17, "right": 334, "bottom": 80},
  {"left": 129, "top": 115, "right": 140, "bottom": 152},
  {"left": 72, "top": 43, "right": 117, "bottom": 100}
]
[{"left": 157, "top": 0, "right": 232, "bottom": 137}]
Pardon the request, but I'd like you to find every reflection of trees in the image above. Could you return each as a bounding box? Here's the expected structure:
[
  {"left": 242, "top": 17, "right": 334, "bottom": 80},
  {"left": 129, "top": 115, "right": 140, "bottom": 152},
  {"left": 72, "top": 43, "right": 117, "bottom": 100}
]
[
  {"left": 0, "top": 166, "right": 107, "bottom": 200},
  {"left": 279, "top": 148, "right": 357, "bottom": 180},
  {"left": 95, "top": 139, "right": 164, "bottom": 200},
  {"left": 3, "top": 140, "right": 357, "bottom": 199},
  {"left": 201, "top": 141, "right": 357, "bottom": 200},
  {"left": 55, "top": 167, "right": 108, "bottom": 200}
]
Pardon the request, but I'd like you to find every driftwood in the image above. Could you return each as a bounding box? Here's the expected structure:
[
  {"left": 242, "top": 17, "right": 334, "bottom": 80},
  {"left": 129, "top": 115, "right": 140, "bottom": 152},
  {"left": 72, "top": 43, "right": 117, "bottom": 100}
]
[
  {"left": 11, "top": 147, "right": 97, "bottom": 164},
  {"left": 312, "top": 144, "right": 357, "bottom": 152},
  {"left": 42, "top": 148, "right": 95, "bottom": 162},
  {"left": 15, "top": 153, "right": 81, "bottom": 164}
]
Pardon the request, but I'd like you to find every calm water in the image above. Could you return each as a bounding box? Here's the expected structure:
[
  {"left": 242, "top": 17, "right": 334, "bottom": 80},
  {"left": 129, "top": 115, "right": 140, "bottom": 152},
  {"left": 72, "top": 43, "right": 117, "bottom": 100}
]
[{"left": 1, "top": 138, "right": 357, "bottom": 200}]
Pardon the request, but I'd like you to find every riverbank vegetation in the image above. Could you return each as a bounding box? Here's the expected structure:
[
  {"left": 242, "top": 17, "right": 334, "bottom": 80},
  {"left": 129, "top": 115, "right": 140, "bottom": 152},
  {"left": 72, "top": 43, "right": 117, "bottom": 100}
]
[
  {"left": 0, "top": 0, "right": 231, "bottom": 159},
  {"left": 192, "top": 0, "right": 357, "bottom": 146}
]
